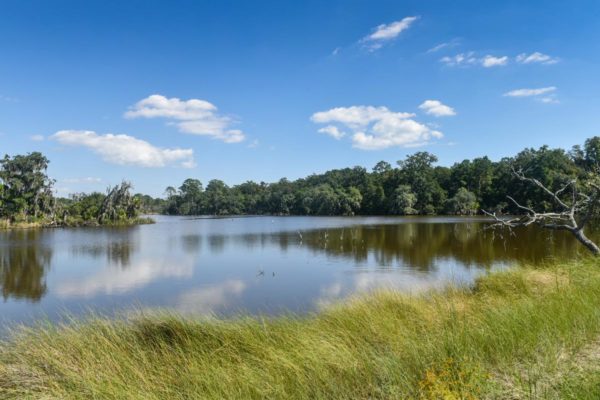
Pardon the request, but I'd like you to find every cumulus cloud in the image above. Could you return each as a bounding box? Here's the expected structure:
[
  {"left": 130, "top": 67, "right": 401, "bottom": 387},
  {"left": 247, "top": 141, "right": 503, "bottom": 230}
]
[
  {"left": 503, "top": 87, "right": 557, "bottom": 97},
  {"left": 318, "top": 125, "right": 345, "bottom": 140},
  {"left": 481, "top": 55, "right": 508, "bottom": 67},
  {"left": 440, "top": 52, "right": 508, "bottom": 67},
  {"left": 418, "top": 100, "right": 456, "bottom": 117},
  {"left": 125, "top": 94, "right": 245, "bottom": 143},
  {"left": 361, "top": 16, "right": 419, "bottom": 51},
  {"left": 52, "top": 130, "right": 195, "bottom": 168},
  {"left": 516, "top": 52, "right": 559, "bottom": 65},
  {"left": 30, "top": 134, "right": 44, "bottom": 141},
  {"left": 311, "top": 105, "right": 443, "bottom": 150}
]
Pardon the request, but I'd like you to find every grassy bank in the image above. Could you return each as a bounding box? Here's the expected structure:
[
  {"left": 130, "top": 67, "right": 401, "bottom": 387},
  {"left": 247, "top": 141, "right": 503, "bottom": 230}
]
[
  {"left": 2, "top": 259, "right": 600, "bottom": 399},
  {"left": 0, "top": 216, "right": 154, "bottom": 230}
]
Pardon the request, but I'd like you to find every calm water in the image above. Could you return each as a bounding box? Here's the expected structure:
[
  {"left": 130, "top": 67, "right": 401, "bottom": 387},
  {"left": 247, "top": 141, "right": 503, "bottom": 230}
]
[{"left": 0, "top": 216, "right": 595, "bottom": 327}]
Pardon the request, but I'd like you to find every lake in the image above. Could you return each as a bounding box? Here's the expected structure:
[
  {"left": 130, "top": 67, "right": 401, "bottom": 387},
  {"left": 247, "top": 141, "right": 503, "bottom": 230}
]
[{"left": 0, "top": 215, "right": 594, "bottom": 327}]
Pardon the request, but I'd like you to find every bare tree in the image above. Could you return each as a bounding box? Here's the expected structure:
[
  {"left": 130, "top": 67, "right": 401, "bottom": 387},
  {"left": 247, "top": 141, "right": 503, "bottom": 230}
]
[{"left": 483, "top": 168, "right": 600, "bottom": 255}]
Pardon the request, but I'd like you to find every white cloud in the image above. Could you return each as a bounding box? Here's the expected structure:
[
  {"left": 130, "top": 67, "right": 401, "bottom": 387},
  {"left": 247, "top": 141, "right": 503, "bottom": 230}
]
[
  {"left": 318, "top": 125, "right": 345, "bottom": 140},
  {"left": 440, "top": 52, "right": 508, "bottom": 67},
  {"left": 538, "top": 96, "right": 560, "bottom": 104},
  {"left": 439, "top": 52, "right": 479, "bottom": 66},
  {"left": 427, "top": 42, "right": 450, "bottom": 53},
  {"left": 52, "top": 130, "right": 195, "bottom": 168},
  {"left": 125, "top": 94, "right": 245, "bottom": 143},
  {"left": 30, "top": 134, "right": 44, "bottom": 141},
  {"left": 441, "top": 51, "right": 559, "bottom": 68},
  {"left": 361, "top": 16, "right": 419, "bottom": 51},
  {"left": 516, "top": 52, "right": 559, "bottom": 65},
  {"left": 426, "top": 38, "right": 460, "bottom": 53},
  {"left": 503, "top": 87, "right": 559, "bottom": 104},
  {"left": 418, "top": 100, "right": 456, "bottom": 117},
  {"left": 481, "top": 55, "right": 508, "bottom": 67},
  {"left": 311, "top": 105, "right": 443, "bottom": 150},
  {"left": 503, "top": 87, "right": 557, "bottom": 97}
]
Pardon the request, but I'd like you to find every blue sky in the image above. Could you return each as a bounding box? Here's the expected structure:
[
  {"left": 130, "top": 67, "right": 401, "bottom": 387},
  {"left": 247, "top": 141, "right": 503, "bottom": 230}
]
[{"left": 1, "top": 0, "right": 600, "bottom": 196}]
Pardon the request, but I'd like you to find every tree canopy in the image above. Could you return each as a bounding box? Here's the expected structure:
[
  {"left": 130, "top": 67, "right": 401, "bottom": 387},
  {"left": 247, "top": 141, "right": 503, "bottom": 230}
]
[
  {"left": 0, "top": 152, "right": 146, "bottom": 227},
  {"left": 163, "top": 137, "right": 600, "bottom": 217}
]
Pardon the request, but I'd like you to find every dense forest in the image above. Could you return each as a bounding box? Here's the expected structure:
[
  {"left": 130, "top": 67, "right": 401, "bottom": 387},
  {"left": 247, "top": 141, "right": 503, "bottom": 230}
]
[
  {"left": 2, "top": 137, "right": 599, "bottom": 225},
  {"left": 163, "top": 137, "right": 600, "bottom": 217},
  {"left": 0, "top": 152, "right": 149, "bottom": 228}
]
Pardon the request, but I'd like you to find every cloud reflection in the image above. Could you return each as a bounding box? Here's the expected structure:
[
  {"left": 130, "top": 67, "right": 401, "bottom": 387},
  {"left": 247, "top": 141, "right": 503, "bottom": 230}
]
[
  {"left": 56, "top": 258, "right": 193, "bottom": 298},
  {"left": 175, "top": 280, "right": 246, "bottom": 315},
  {"left": 315, "top": 264, "right": 482, "bottom": 309}
]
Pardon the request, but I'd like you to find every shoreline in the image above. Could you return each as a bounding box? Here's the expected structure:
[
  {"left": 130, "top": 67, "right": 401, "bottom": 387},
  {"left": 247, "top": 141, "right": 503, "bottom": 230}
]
[{"left": 0, "top": 216, "right": 155, "bottom": 230}]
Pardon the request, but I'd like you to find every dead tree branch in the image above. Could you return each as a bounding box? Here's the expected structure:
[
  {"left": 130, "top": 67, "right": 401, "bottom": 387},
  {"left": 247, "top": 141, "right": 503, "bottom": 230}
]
[{"left": 483, "top": 170, "right": 600, "bottom": 255}]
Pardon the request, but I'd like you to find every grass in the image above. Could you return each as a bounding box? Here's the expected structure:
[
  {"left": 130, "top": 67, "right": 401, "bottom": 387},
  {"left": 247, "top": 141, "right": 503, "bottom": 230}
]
[
  {"left": 0, "top": 216, "right": 154, "bottom": 230},
  {"left": 2, "top": 259, "right": 600, "bottom": 399}
]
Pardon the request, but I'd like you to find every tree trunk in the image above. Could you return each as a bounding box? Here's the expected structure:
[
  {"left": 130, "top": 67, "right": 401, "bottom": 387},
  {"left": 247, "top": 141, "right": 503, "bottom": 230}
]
[{"left": 572, "top": 229, "right": 600, "bottom": 256}]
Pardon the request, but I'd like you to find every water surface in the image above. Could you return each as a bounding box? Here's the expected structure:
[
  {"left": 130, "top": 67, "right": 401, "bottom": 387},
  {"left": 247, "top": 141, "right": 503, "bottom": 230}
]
[{"left": 0, "top": 216, "right": 593, "bottom": 327}]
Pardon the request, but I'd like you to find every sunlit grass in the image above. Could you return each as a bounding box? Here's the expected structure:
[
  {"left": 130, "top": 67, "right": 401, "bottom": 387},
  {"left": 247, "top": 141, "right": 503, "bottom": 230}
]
[{"left": 1, "top": 258, "right": 600, "bottom": 399}]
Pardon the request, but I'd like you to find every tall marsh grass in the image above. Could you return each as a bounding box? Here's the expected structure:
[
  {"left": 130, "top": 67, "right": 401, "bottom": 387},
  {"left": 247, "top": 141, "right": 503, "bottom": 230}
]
[{"left": 1, "top": 259, "right": 600, "bottom": 399}]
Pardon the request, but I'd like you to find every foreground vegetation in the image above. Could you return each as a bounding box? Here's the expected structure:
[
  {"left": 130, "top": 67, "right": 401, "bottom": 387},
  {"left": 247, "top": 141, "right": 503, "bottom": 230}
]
[{"left": 2, "top": 258, "right": 600, "bottom": 399}]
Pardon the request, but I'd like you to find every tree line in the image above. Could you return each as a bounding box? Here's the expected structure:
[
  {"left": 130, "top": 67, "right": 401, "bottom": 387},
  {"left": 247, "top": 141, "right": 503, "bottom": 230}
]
[
  {"left": 163, "top": 137, "right": 600, "bottom": 217},
  {"left": 0, "top": 152, "right": 148, "bottom": 227},
  {"left": 2, "top": 137, "right": 599, "bottom": 225}
]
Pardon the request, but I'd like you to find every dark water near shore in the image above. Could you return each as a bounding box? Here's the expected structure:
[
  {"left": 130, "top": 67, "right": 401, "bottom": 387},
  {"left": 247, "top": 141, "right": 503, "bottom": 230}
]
[{"left": 0, "top": 216, "right": 595, "bottom": 327}]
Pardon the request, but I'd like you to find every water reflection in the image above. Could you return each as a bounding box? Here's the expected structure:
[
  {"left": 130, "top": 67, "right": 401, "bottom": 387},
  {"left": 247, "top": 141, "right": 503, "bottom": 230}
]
[
  {"left": 175, "top": 280, "right": 246, "bottom": 315},
  {"left": 295, "top": 223, "right": 581, "bottom": 268},
  {"left": 56, "top": 257, "right": 194, "bottom": 298},
  {"left": 181, "top": 234, "right": 202, "bottom": 253},
  {"left": 0, "top": 217, "right": 597, "bottom": 323},
  {"left": 211, "top": 222, "right": 591, "bottom": 269},
  {"left": 70, "top": 231, "right": 137, "bottom": 267},
  {"left": 0, "top": 230, "right": 52, "bottom": 302}
]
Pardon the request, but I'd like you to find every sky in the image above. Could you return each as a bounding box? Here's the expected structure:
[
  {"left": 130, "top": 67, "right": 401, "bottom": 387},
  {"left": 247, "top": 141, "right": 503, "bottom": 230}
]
[{"left": 1, "top": 0, "right": 600, "bottom": 197}]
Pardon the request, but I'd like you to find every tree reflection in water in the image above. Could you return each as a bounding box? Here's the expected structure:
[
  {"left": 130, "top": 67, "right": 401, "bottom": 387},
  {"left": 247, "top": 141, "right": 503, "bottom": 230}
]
[
  {"left": 220, "top": 221, "right": 596, "bottom": 271},
  {"left": 295, "top": 222, "right": 594, "bottom": 270},
  {"left": 0, "top": 230, "right": 52, "bottom": 302},
  {"left": 69, "top": 229, "right": 137, "bottom": 268}
]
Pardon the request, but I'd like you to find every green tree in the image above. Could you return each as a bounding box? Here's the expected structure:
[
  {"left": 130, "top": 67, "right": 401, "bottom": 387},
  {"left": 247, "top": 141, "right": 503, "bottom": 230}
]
[
  {"left": 446, "top": 187, "right": 479, "bottom": 215},
  {"left": 178, "top": 179, "right": 204, "bottom": 215},
  {"left": 0, "top": 152, "right": 54, "bottom": 220},
  {"left": 397, "top": 152, "right": 447, "bottom": 214},
  {"left": 391, "top": 185, "right": 418, "bottom": 215}
]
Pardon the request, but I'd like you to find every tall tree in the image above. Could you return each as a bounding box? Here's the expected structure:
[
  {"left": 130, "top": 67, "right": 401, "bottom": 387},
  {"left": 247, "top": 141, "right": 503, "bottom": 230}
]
[
  {"left": 397, "top": 152, "right": 447, "bottom": 214},
  {"left": 0, "top": 152, "right": 54, "bottom": 220}
]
